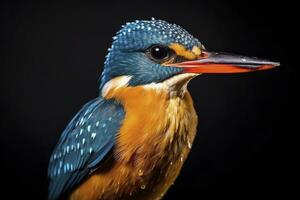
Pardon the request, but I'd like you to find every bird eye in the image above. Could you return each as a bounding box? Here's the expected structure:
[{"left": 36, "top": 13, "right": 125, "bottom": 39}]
[{"left": 146, "top": 45, "right": 173, "bottom": 63}]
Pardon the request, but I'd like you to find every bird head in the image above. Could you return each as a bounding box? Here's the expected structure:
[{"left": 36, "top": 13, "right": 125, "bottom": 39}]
[{"left": 100, "top": 19, "right": 279, "bottom": 95}]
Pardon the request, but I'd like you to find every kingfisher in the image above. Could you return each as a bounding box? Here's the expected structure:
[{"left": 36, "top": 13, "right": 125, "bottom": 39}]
[{"left": 48, "top": 19, "right": 279, "bottom": 200}]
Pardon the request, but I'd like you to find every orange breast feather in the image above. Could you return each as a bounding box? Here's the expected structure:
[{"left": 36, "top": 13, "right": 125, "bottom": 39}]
[{"left": 69, "top": 84, "right": 198, "bottom": 200}]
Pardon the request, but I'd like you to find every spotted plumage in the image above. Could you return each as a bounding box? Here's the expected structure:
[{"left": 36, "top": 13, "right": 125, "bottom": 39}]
[
  {"left": 48, "top": 98, "right": 124, "bottom": 200},
  {"left": 100, "top": 19, "right": 204, "bottom": 88},
  {"left": 111, "top": 18, "right": 204, "bottom": 51},
  {"left": 48, "top": 18, "right": 278, "bottom": 200}
]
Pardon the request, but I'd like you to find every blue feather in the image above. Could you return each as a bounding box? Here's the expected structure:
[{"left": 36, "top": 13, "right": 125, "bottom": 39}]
[
  {"left": 99, "top": 19, "right": 203, "bottom": 89},
  {"left": 48, "top": 97, "right": 125, "bottom": 200}
]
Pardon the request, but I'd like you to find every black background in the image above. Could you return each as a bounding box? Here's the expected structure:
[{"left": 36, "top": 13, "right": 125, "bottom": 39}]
[{"left": 1, "top": 0, "right": 294, "bottom": 199}]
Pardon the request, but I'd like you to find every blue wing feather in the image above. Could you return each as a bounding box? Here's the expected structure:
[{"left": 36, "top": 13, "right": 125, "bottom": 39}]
[{"left": 48, "top": 97, "right": 125, "bottom": 200}]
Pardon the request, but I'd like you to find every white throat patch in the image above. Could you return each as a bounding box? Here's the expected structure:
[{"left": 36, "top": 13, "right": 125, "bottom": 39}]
[
  {"left": 143, "top": 73, "right": 199, "bottom": 97},
  {"left": 101, "top": 73, "right": 199, "bottom": 98}
]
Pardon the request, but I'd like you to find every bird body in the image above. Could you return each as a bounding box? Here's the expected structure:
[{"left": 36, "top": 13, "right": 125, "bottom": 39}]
[
  {"left": 69, "top": 74, "right": 198, "bottom": 200},
  {"left": 48, "top": 19, "right": 278, "bottom": 200}
]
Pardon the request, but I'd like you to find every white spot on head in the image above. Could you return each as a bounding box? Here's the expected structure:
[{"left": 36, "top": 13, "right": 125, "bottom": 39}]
[
  {"left": 87, "top": 125, "right": 91, "bottom": 132},
  {"left": 96, "top": 121, "right": 100, "bottom": 127}
]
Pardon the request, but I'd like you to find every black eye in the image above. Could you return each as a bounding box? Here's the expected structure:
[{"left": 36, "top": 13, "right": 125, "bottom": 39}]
[{"left": 146, "top": 45, "right": 172, "bottom": 63}]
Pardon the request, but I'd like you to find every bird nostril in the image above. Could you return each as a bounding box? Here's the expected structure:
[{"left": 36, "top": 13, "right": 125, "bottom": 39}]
[{"left": 198, "top": 51, "right": 209, "bottom": 59}]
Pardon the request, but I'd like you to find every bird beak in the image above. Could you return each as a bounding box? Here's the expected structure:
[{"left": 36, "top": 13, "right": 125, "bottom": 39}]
[{"left": 169, "top": 51, "right": 280, "bottom": 73}]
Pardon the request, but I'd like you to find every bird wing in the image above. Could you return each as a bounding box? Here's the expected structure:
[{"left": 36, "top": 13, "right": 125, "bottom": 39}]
[{"left": 47, "top": 97, "right": 125, "bottom": 200}]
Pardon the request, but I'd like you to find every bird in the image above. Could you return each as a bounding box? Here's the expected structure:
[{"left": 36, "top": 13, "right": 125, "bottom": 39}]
[{"left": 48, "top": 19, "right": 279, "bottom": 200}]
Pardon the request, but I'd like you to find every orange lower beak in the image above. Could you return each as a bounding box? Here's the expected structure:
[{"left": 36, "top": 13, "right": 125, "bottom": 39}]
[{"left": 169, "top": 51, "right": 280, "bottom": 73}]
